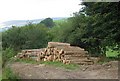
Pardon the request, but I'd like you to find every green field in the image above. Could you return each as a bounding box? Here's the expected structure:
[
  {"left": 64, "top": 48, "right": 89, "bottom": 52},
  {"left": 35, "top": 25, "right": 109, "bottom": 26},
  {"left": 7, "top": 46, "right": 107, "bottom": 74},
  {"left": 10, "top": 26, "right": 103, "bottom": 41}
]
[
  {"left": 54, "top": 18, "right": 67, "bottom": 24},
  {"left": 106, "top": 48, "right": 120, "bottom": 57}
]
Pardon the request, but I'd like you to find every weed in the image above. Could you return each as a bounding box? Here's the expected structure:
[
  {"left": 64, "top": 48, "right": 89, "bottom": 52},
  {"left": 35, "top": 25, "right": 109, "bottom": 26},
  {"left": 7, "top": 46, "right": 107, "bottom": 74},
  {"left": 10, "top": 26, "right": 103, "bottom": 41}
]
[{"left": 2, "top": 66, "right": 20, "bottom": 81}]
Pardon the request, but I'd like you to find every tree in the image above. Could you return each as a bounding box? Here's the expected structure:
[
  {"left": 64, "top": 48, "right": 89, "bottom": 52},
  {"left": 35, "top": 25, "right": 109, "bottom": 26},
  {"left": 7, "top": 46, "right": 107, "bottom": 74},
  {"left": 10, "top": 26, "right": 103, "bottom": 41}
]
[
  {"left": 68, "top": 2, "right": 120, "bottom": 56},
  {"left": 54, "top": 2, "right": 120, "bottom": 56},
  {"left": 82, "top": 2, "right": 119, "bottom": 50},
  {"left": 2, "top": 23, "right": 50, "bottom": 50},
  {"left": 40, "top": 18, "right": 54, "bottom": 28}
]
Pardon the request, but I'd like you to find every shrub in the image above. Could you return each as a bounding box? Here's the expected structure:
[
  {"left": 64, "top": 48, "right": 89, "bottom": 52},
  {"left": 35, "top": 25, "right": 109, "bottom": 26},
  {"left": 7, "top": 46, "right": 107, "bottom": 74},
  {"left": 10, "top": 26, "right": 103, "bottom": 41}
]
[{"left": 2, "top": 47, "right": 16, "bottom": 67}]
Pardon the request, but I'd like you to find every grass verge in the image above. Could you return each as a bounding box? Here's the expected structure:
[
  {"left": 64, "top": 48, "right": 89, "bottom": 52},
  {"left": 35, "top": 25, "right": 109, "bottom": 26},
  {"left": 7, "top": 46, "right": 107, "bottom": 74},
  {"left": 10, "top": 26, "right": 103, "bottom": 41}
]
[
  {"left": 2, "top": 66, "right": 20, "bottom": 81},
  {"left": 40, "top": 61, "right": 79, "bottom": 70},
  {"left": 13, "top": 58, "right": 79, "bottom": 70},
  {"left": 97, "top": 57, "right": 119, "bottom": 65}
]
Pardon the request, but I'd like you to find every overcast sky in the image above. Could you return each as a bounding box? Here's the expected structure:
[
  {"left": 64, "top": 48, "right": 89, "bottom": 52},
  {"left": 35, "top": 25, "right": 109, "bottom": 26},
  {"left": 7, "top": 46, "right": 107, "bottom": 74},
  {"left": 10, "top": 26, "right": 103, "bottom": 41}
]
[{"left": 0, "top": 0, "right": 81, "bottom": 23}]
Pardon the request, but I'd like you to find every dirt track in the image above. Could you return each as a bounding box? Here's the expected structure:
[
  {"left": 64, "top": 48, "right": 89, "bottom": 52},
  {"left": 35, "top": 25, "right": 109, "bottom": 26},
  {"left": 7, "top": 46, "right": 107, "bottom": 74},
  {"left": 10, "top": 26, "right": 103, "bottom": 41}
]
[{"left": 10, "top": 61, "right": 118, "bottom": 79}]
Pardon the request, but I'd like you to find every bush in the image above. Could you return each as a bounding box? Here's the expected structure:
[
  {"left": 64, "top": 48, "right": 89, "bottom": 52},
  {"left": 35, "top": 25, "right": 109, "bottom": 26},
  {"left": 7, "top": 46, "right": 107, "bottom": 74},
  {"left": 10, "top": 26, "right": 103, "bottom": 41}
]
[
  {"left": 2, "top": 47, "right": 16, "bottom": 67},
  {"left": 2, "top": 23, "right": 50, "bottom": 50}
]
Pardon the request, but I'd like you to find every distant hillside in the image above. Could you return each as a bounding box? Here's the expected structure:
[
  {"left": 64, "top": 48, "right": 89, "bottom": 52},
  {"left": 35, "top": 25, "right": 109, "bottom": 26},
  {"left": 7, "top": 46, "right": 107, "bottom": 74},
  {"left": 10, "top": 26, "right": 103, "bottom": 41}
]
[{"left": 1, "top": 17, "right": 68, "bottom": 32}]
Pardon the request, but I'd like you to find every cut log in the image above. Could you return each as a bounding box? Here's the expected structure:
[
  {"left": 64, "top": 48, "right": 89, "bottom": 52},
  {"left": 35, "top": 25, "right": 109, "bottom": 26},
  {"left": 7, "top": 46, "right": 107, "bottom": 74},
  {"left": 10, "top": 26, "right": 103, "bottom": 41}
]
[
  {"left": 47, "top": 55, "right": 53, "bottom": 61},
  {"left": 59, "top": 49, "right": 64, "bottom": 55},
  {"left": 48, "top": 42, "right": 70, "bottom": 48}
]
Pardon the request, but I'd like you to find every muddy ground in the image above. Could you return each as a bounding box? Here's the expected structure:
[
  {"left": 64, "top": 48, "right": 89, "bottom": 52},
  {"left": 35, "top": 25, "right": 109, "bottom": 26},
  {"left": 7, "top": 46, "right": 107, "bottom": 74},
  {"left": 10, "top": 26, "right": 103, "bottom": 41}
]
[{"left": 9, "top": 61, "right": 118, "bottom": 79}]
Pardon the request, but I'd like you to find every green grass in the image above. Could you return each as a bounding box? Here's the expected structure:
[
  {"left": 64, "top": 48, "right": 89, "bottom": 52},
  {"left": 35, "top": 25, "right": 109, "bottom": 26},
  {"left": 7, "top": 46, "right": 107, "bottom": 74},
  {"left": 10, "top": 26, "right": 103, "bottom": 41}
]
[
  {"left": 54, "top": 18, "right": 67, "bottom": 23},
  {"left": 106, "top": 46, "right": 120, "bottom": 58},
  {"left": 0, "top": 76, "right": 2, "bottom": 81},
  {"left": 13, "top": 58, "right": 39, "bottom": 64},
  {"left": 14, "top": 58, "right": 79, "bottom": 70},
  {"left": 97, "top": 46, "right": 120, "bottom": 64},
  {"left": 40, "top": 61, "right": 79, "bottom": 70},
  {"left": 97, "top": 56, "right": 119, "bottom": 65},
  {"left": 2, "top": 66, "right": 20, "bottom": 81},
  {"left": 97, "top": 58, "right": 111, "bottom": 65},
  {"left": 106, "top": 49, "right": 120, "bottom": 57}
]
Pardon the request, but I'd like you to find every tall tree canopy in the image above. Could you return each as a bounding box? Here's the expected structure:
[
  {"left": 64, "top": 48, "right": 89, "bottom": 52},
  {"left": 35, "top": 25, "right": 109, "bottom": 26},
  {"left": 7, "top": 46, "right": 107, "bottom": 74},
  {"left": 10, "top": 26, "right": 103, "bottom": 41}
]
[
  {"left": 82, "top": 2, "right": 119, "bottom": 49},
  {"left": 40, "top": 18, "right": 54, "bottom": 28},
  {"left": 70, "top": 2, "right": 120, "bottom": 55},
  {"left": 50, "top": 2, "right": 120, "bottom": 56}
]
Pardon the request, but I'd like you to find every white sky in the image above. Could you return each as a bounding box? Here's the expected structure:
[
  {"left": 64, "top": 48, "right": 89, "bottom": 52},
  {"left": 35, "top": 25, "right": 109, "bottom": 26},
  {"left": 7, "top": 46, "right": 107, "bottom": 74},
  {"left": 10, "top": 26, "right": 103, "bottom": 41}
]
[{"left": 0, "top": 0, "right": 81, "bottom": 23}]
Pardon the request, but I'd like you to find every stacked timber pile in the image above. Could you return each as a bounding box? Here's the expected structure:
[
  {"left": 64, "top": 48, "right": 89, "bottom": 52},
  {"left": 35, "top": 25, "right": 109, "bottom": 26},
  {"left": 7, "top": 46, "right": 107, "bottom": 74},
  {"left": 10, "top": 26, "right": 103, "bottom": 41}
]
[
  {"left": 16, "top": 49, "right": 45, "bottom": 59},
  {"left": 16, "top": 47, "right": 70, "bottom": 64},
  {"left": 48, "top": 42, "right": 94, "bottom": 65},
  {"left": 16, "top": 42, "right": 97, "bottom": 65}
]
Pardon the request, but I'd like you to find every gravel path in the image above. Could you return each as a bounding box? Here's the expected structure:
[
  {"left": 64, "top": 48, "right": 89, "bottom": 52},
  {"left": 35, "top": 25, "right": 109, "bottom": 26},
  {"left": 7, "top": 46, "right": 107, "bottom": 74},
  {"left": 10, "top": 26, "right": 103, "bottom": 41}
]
[{"left": 10, "top": 61, "right": 118, "bottom": 79}]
